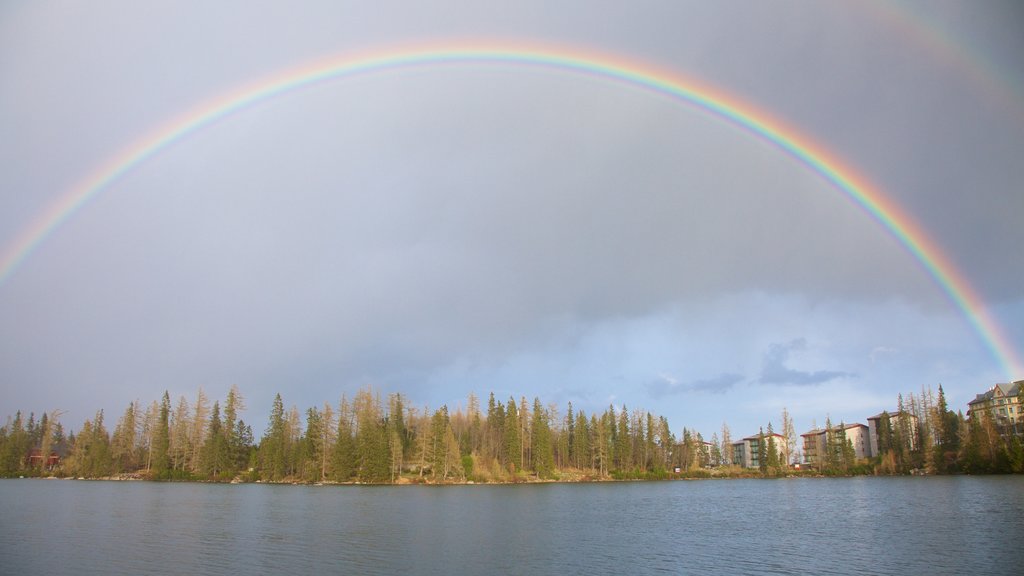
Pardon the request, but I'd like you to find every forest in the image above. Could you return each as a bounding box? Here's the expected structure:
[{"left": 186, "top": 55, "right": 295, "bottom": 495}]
[{"left": 1, "top": 384, "right": 1022, "bottom": 482}]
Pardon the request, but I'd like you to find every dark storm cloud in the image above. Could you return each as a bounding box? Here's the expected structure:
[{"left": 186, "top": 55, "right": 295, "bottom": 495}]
[
  {"left": 647, "top": 372, "right": 745, "bottom": 398},
  {"left": 758, "top": 339, "right": 855, "bottom": 386}
]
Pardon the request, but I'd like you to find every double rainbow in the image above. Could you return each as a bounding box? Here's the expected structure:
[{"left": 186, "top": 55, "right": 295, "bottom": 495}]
[{"left": 1, "top": 43, "right": 1019, "bottom": 378}]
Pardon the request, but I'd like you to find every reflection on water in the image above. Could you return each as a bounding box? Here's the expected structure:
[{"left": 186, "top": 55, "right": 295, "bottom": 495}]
[{"left": 2, "top": 477, "right": 1023, "bottom": 575}]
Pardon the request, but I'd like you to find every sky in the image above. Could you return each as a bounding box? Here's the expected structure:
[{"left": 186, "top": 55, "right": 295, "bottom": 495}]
[{"left": 2, "top": 0, "right": 1023, "bottom": 441}]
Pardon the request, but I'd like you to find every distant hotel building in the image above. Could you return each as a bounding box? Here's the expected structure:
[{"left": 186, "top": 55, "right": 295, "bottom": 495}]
[
  {"left": 866, "top": 410, "right": 919, "bottom": 455},
  {"left": 731, "top": 432, "right": 787, "bottom": 469},
  {"left": 801, "top": 423, "right": 872, "bottom": 466},
  {"left": 967, "top": 381, "right": 1023, "bottom": 435}
]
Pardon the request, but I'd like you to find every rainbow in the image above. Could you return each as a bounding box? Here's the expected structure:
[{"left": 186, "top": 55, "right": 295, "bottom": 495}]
[
  {"left": 865, "top": 1, "right": 1024, "bottom": 127},
  {"left": 1, "top": 42, "right": 1020, "bottom": 377}
]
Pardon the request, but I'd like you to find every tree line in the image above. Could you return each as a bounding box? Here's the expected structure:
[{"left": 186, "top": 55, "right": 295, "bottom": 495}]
[
  {"left": 2, "top": 383, "right": 1021, "bottom": 482},
  {"left": 0, "top": 386, "right": 723, "bottom": 483}
]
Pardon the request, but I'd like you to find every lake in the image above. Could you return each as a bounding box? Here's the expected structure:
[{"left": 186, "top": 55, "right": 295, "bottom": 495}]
[{"left": 2, "top": 476, "right": 1022, "bottom": 575}]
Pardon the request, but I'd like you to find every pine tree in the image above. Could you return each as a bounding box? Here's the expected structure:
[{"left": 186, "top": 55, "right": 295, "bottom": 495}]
[
  {"left": 592, "top": 413, "right": 606, "bottom": 476},
  {"left": 486, "top": 392, "right": 504, "bottom": 463},
  {"left": 531, "top": 398, "right": 554, "bottom": 478},
  {"left": 757, "top": 427, "right": 767, "bottom": 473},
  {"left": 169, "top": 396, "right": 191, "bottom": 472},
  {"left": 765, "top": 423, "right": 781, "bottom": 475},
  {"left": 201, "top": 401, "right": 230, "bottom": 479},
  {"left": 616, "top": 406, "right": 632, "bottom": 472},
  {"left": 261, "top": 393, "right": 288, "bottom": 481},
  {"left": 331, "top": 396, "right": 356, "bottom": 481},
  {"left": 152, "top": 392, "right": 171, "bottom": 478},
  {"left": 223, "top": 385, "right": 246, "bottom": 472},
  {"left": 111, "top": 402, "right": 139, "bottom": 473},
  {"left": 300, "top": 406, "right": 324, "bottom": 482},
  {"left": 189, "top": 389, "right": 209, "bottom": 474},
  {"left": 503, "top": 398, "right": 521, "bottom": 473},
  {"left": 934, "top": 385, "right": 960, "bottom": 473},
  {"left": 573, "top": 410, "right": 590, "bottom": 470},
  {"left": 354, "top": 389, "right": 391, "bottom": 483}
]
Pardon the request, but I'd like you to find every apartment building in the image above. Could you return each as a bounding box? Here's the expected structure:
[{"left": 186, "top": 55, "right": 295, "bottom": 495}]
[
  {"left": 967, "top": 381, "right": 1023, "bottom": 435},
  {"left": 801, "top": 423, "right": 872, "bottom": 466},
  {"left": 731, "top": 432, "right": 787, "bottom": 469}
]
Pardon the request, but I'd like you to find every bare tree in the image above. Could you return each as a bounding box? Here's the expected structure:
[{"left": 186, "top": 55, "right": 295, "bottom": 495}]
[
  {"left": 720, "top": 422, "right": 732, "bottom": 466},
  {"left": 781, "top": 407, "right": 796, "bottom": 465}
]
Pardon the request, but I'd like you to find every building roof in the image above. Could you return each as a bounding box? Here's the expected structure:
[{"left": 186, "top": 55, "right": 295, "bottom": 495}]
[
  {"left": 867, "top": 411, "right": 919, "bottom": 425},
  {"left": 800, "top": 423, "right": 866, "bottom": 437},
  {"left": 968, "top": 382, "right": 1023, "bottom": 406},
  {"left": 741, "top": 432, "right": 785, "bottom": 441}
]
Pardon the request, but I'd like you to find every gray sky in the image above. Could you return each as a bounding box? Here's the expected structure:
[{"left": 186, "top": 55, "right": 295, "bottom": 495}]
[{"left": 2, "top": 0, "right": 1023, "bottom": 439}]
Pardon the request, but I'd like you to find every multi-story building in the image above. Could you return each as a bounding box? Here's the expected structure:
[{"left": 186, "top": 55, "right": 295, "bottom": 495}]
[
  {"left": 731, "top": 432, "right": 787, "bottom": 469},
  {"left": 801, "top": 423, "right": 872, "bottom": 466},
  {"left": 967, "top": 381, "right": 1023, "bottom": 435},
  {"left": 866, "top": 410, "right": 919, "bottom": 456},
  {"left": 801, "top": 429, "right": 825, "bottom": 466}
]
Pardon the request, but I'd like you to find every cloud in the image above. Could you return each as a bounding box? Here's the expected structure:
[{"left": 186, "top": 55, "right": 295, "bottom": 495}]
[
  {"left": 758, "top": 339, "right": 854, "bottom": 386},
  {"left": 870, "top": 346, "right": 898, "bottom": 363},
  {"left": 647, "top": 372, "right": 745, "bottom": 398}
]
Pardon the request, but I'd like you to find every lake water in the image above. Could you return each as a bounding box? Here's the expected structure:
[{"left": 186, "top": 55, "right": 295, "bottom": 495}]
[{"left": 2, "top": 476, "right": 1023, "bottom": 575}]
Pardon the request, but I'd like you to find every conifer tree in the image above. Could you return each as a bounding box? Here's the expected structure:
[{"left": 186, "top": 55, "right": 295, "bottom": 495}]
[
  {"left": 169, "top": 396, "right": 191, "bottom": 472},
  {"left": 503, "top": 398, "right": 521, "bottom": 473},
  {"left": 331, "top": 397, "right": 356, "bottom": 481},
  {"left": 111, "top": 402, "right": 138, "bottom": 473},
  {"left": 354, "top": 390, "right": 391, "bottom": 483},
  {"left": 757, "top": 428, "right": 768, "bottom": 473},
  {"left": 486, "top": 392, "right": 504, "bottom": 463},
  {"left": 261, "top": 393, "right": 288, "bottom": 481},
  {"left": 531, "top": 398, "right": 554, "bottom": 478},
  {"left": 300, "top": 406, "right": 324, "bottom": 482},
  {"left": 201, "top": 401, "right": 230, "bottom": 479},
  {"left": 152, "top": 392, "right": 171, "bottom": 478},
  {"left": 573, "top": 410, "right": 590, "bottom": 470},
  {"left": 616, "top": 406, "right": 632, "bottom": 472},
  {"left": 223, "top": 385, "right": 246, "bottom": 471},
  {"left": 765, "top": 423, "right": 781, "bottom": 475}
]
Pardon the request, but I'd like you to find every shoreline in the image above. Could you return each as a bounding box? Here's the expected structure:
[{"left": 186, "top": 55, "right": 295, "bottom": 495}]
[{"left": 5, "top": 470, "right": 960, "bottom": 485}]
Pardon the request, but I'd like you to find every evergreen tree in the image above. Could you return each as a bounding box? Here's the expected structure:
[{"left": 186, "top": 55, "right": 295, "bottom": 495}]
[
  {"left": 757, "top": 428, "right": 767, "bottom": 473},
  {"left": 503, "top": 398, "right": 521, "bottom": 473},
  {"left": 573, "top": 410, "right": 590, "bottom": 470},
  {"left": 223, "top": 385, "right": 246, "bottom": 472},
  {"left": 299, "top": 406, "right": 324, "bottom": 482},
  {"left": 616, "top": 406, "right": 632, "bottom": 472},
  {"left": 934, "top": 385, "right": 960, "bottom": 473},
  {"left": 152, "top": 392, "right": 171, "bottom": 478},
  {"left": 592, "top": 413, "right": 607, "bottom": 476},
  {"left": 465, "top": 392, "right": 481, "bottom": 458},
  {"left": 331, "top": 397, "right": 357, "bottom": 481},
  {"left": 487, "top": 392, "right": 504, "bottom": 463},
  {"left": 201, "top": 401, "right": 231, "bottom": 479},
  {"left": 260, "top": 393, "right": 288, "bottom": 481},
  {"left": 645, "top": 412, "right": 657, "bottom": 472},
  {"left": 189, "top": 389, "right": 209, "bottom": 474},
  {"left": 2, "top": 412, "right": 29, "bottom": 474},
  {"left": 111, "top": 402, "right": 139, "bottom": 473},
  {"left": 354, "top": 390, "right": 390, "bottom": 483},
  {"left": 169, "top": 396, "right": 192, "bottom": 472},
  {"left": 765, "top": 423, "right": 781, "bottom": 475},
  {"left": 531, "top": 398, "right": 554, "bottom": 478}
]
